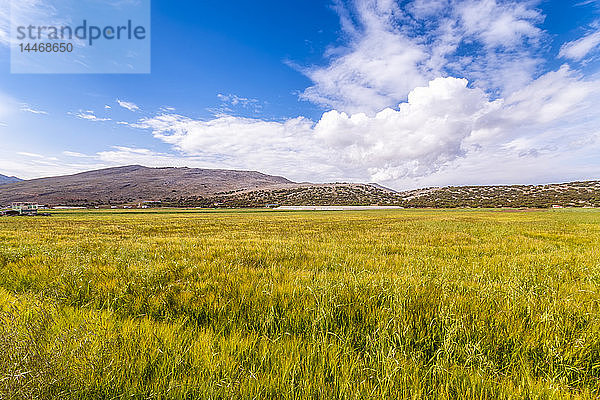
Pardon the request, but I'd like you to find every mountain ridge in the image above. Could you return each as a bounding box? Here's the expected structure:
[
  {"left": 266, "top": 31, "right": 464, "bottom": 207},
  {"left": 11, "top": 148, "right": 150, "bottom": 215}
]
[
  {"left": 0, "top": 165, "right": 292, "bottom": 206},
  {"left": 0, "top": 165, "right": 598, "bottom": 208},
  {"left": 0, "top": 174, "right": 22, "bottom": 185}
]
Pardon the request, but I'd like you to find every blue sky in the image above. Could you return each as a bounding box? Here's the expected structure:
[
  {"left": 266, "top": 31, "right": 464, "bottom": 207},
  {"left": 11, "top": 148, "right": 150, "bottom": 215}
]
[{"left": 1, "top": 0, "right": 600, "bottom": 190}]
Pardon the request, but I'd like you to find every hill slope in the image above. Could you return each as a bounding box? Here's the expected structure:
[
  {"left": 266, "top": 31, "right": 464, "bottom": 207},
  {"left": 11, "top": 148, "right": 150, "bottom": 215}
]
[
  {"left": 0, "top": 165, "right": 292, "bottom": 206},
  {"left": 194, "top": 181, "right": 600, "bottom": 208},
  {"left": 398, "top": 181, "right": 600, "bottom": 208},
  {"left": 163, "top": 183, "right": 401, "bottom": 208},
  {"left": 0, "top": 174, "right": 22, "bottom": 185},
  {"left": 1, "top": 165, "right": 598, "bottom": 208}
]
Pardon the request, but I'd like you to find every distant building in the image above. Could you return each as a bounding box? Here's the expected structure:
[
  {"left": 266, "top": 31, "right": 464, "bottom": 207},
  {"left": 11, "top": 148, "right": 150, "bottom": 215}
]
[
  {"left": 11, "top": 202, "right": 39, "bottom": 215},
  {"left": 138, "top": 200, "right": 161, "bottom": 208}
]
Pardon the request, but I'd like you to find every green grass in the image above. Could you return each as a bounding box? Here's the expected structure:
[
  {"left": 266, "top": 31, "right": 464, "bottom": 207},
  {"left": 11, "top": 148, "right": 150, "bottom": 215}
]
[{"left": 1, "top": 209, "right": 599, "bottom": 399}]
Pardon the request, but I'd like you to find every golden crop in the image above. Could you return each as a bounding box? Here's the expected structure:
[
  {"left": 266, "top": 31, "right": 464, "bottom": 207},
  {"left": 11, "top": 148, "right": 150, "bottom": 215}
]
[{"left": 0, "top": 209, "right": 599, "bottom": 399}]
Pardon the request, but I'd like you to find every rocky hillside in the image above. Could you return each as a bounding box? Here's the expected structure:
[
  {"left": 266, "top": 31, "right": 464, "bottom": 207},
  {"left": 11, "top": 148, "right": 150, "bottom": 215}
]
[
  {"left": 164, "top": 181, "right": 600, "bottom": 208},
  {"left": 398, "top": 181, "right": 600, "bottom": 208},
  {"left": 160, "top": 184, "right": 400, "bottom": 208},
  {"left": 1, "top": 165, "right": 597, "bottom": 208},
  {"left": 0, "top": 174, "right": 22, "bottom": 185},
  {"left": 0, "top": 165, "right": 292, "bottom": 206}
]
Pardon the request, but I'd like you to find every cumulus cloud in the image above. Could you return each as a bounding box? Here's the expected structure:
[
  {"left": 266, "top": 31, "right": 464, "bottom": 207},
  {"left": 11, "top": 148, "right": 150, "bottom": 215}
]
[
  {"left": 135, "top": 114, "right": 312, "bottom": 156},
  {"left": 130, "top": 114, "right": 341, "bottom": 181},
  {"left": 299, "top": 0, "right": 546, "bottom": 113},
  {"left": 128, "top": 67, "right": 599, "bottom": 187},
  {"left": 6, "top": 0, "right": 599, "bottom": 189},
  {"left": 116, "top": 99, "right": 141, "bottom": 112},
  {"left": 466, "top": 67, "right": 599, "bottom": 160},
  {"left": 314, "top": 77, "right": 493, "bottom": 180},
  {"left": 9, "top": 65, "right": 599, "bottom": 188}
]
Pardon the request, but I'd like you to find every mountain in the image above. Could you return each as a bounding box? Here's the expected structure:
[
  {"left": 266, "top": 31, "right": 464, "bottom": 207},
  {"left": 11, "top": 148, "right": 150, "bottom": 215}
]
[
  {"left": 0, "top": 165, "right": 292, "bottom": 206},
  {"left": 0, "top": 165, "right": 598, "bottom": 208},
  {"left": 0, "top": 174, "right": 22, "bottom": 185}
]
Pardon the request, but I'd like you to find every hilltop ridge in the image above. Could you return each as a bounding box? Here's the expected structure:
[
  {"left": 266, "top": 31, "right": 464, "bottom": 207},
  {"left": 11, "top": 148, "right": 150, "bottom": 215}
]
[{"left": 0, "top": 165, "right": 598, "bottom": 208}]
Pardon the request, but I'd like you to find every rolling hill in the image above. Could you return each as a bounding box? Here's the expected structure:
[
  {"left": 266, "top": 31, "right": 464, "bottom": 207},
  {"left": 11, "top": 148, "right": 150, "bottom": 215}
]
[
  {"left": 194, "top": 181, "right": 600, "bottom": 208},
  {"left": 396, "top": 181, "right": 600, "bottom": 208},
  {"left": 0, "top": 165, "right": 598, "bottom": 208}
]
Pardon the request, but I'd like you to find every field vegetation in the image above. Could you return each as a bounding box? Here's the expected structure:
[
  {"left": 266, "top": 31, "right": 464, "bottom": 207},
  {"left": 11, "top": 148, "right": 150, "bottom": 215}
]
[
  {"left": 160, "top": 181, "right": 600, "bottom": 209},
  {"left": 0, "top": 209, "right": 599, "bottom": 399}
]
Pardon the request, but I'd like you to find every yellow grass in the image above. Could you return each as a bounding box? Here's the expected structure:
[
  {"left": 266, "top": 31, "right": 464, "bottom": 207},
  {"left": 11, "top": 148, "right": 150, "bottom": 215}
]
[{"left": 0, "top": 208, "right": 599, "bottom": 399}]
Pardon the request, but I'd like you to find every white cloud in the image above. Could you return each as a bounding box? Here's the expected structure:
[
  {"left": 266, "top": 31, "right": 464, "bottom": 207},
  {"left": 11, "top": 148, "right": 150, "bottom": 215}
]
[
  {"left": 408, "top": 0, "right": 449, "bottom": 19},
  {"left": 17, "top": 151, "right": 46, "bottom": 158},
  {"left": 0, "top": 148, "right": 110, "bottom": 180},
  {"left": 63, "top": 151, "right": 93, "bottom": 158},
  {"left": 314, "top": 77, "right": 493, "bottom": 179},
  {"left": 130, "top": 114, "right": 340, "bottom": 181},
  {"left": 0, "top": 0, "right": 78, "bottom": 50},
  {"left": 299, "top": 0, "right": 547, "bottom": 113},
  {"left": 499, "top": 65, "right": 594, "bottom": 125},
  {"left": 217, "top": 94, "right": 259, "bottom": 107},
  {"left": 559, "top": 28, "right": 600, "bottom": 61},
  {"left": 128, "top": 67, "right": 600, "bottom": 188},
  {"left": 0, "top": 0, "right": 55, "bottom": 46},
  {"left": 454, "top": 0, "right": 543, "bottom": 49},
  {"left": 96, "top": 146, "right": 189, "bottom": 166},
  {"left": 300, "top": 0, "right": 430, "bottom": 114},
  {"left": 5, "top": 64, "right": 599, "bottom": 187},
  {"left": 20, "top": 104, "right": 48, "bottom": 115},
  {"left": 449, "top": 0, "right": 545, "bottom": 94},
  {"left": 3, "top": 0, "right": 599, "bottom": 191},
  {"left": 0, "top": 146, "right": 198, "bottom": 180},
  {"left": 212, "top": 94, "right": 262, "bottom": 115},
  {"left": 71, "top": 110, "right": 111, "bottom": 122},
  {"left": 116, "top": 99, "right": 140, "bottom": 112},
  {"left": 392, "top": 143, "right": 600, "bottom": 189}
]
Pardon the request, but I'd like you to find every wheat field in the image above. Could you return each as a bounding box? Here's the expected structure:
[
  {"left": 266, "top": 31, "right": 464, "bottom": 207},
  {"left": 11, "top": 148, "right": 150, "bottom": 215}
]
[{"left": 0, "top": 209, "right": 599, "bottom": 399}]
